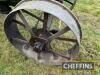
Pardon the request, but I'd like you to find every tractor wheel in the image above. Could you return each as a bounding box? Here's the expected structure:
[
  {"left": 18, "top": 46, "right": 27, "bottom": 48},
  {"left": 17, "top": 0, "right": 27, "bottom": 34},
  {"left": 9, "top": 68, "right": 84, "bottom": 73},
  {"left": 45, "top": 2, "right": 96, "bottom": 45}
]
[{"left": 4, "top": 0, "right": 82, "bottom": 65}]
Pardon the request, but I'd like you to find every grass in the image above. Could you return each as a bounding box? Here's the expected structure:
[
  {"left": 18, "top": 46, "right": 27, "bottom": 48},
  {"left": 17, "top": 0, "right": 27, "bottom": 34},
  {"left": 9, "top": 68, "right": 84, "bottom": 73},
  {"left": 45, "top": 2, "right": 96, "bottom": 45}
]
[{"left": 0, "top": 0, "right": 100, "bottom": 75}]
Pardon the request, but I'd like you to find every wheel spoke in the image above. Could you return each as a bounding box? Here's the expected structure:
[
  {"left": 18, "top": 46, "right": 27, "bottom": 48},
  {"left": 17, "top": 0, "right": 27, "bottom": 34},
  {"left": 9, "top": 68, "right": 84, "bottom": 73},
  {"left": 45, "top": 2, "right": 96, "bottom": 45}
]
[
  {"left": 65, "top": 0, "right": 77, "bottom": 9},
  {"left": 43, "top": 13, "right": 53, "bottom": 31},
  {"left": 12, "top": 19, "right": 25, "bottom": 27},
  {"left": 12, "top": 38, "right": 28, "bottom": 44},
  {"left": 66, "top": 0, "right": 74, "bottom": 5},
  {"left": 56, "top": 37, "right": 77, "bottom": 42},
  {"left": 22, "top": 9, "right": 44, "bottom": 22},
  {"left": 49, "top": 50, "right": 71, "bottom": 59},
  {"left": 35, "top": 13, "right": 43, "bottom": 28},
  {"left": 17, "top": 10, "right": 35, "bottom": 36},
  {"left": 46, "top": 15, "right": 53, "bottom": 30},
  {"left": 47, "top": 26, "right": 70, "bottom": 41},
  {"left": 43, "top": 12, "right": 49, "bottom": 31}
]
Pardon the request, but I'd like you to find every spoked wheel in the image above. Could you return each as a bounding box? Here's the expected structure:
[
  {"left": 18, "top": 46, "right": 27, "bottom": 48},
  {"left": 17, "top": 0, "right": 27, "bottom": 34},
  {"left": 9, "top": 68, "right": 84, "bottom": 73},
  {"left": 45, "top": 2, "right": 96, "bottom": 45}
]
[{"left": 4, "top": 0, "right": 82, "bottom": 65}]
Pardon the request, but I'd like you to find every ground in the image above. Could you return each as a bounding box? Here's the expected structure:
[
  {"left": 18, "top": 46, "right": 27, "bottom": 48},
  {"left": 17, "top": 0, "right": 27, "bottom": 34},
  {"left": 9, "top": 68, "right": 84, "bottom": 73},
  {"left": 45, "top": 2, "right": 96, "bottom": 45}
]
[{"left": 0, "top": 0, "right": 100, "bottom": 75}]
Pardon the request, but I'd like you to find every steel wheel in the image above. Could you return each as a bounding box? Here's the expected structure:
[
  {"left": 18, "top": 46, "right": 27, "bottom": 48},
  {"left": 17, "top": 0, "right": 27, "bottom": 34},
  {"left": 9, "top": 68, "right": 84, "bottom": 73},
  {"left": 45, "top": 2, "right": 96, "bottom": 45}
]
[{"left": 4, "top": 0, "right": 82, "bottom": 65}]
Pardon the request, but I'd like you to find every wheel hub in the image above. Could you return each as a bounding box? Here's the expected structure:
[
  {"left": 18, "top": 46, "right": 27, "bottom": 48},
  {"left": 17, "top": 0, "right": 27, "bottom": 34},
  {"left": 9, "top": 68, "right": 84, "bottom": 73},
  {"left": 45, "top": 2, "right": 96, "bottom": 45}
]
[{"left": 29, "top": 29, "right": 51, "bottom": 52}]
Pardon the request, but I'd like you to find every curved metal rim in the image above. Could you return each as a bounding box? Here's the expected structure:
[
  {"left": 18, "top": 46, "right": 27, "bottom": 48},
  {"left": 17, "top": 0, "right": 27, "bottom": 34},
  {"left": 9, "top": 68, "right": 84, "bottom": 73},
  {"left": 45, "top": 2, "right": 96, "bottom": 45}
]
[{"left": 5, "top": 0, "right": 82, "bottom": 44}]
